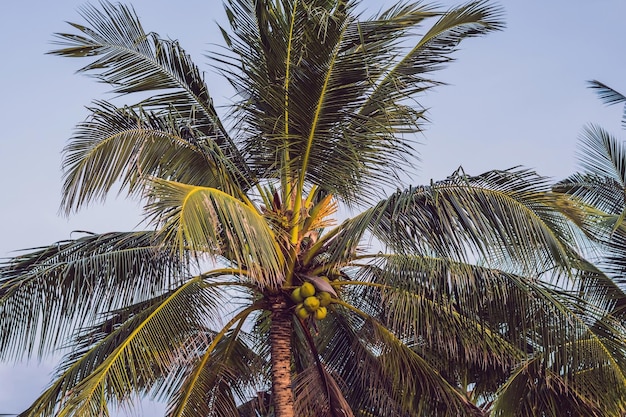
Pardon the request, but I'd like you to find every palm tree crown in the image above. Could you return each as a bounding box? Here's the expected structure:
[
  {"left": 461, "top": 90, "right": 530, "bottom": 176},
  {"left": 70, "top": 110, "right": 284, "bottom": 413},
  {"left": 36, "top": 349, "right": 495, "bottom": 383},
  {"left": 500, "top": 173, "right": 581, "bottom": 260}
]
[{"left": 2, "top": 1, "right": 626, "bottom": 416}]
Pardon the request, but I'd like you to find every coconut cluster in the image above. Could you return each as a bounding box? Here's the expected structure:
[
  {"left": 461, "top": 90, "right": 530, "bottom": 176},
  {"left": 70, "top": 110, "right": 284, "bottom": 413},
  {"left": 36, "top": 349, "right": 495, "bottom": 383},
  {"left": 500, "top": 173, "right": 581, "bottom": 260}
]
[{"left": 291, "top": 282, "right": 332, "bottom": 320}]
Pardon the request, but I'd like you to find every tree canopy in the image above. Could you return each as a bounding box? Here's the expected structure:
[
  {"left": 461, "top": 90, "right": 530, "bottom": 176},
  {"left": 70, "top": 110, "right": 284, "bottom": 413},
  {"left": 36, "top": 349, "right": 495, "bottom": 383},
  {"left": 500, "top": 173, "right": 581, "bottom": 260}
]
[{"left": 2, "top": 1, "right": 626, "bottom": 416}]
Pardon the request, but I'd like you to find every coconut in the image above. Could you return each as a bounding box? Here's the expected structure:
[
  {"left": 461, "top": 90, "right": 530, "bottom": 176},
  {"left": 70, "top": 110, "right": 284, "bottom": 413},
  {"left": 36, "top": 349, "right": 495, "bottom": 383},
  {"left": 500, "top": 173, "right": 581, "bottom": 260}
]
[
  {"left": 300, "top": 282, "right": 316, "bottom": 298},
  {"left": 314, "top": 306, "right": 327, "bottom": 320},
  {"left": 295, "top": 304, "right": 309, "bottom": 319},
  {"left": 317, "top": 291, "right": 331, "bottom": 307},
  {"left": 290, "top": 287, "right": 303, "bottom": 303},
  {"left": 303, "top": 296, "right": 320, "bottom": 312}
]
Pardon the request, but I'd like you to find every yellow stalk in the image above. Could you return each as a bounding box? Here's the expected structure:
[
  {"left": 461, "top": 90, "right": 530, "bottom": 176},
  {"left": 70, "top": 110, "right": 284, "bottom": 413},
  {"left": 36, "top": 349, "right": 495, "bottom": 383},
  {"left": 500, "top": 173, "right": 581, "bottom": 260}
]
[{"left": 282, "top": 0, "right": 298, "bottom": 210}]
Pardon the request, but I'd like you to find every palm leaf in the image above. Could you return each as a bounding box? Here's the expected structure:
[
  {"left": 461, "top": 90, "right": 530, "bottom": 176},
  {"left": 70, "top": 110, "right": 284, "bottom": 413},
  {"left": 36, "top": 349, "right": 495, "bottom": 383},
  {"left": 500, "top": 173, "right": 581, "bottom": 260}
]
[
  {"left": 50, "top": 2, "right": 222, "bottom": 136},
  {"left": 588, "top": 79, "right": 626, "bottom": 128},
  {"left": 293, "top": 364, "right": 354, "bottom": 417},
  {"left": 351, "top": 252, "right": 626, "bottom": 402},
  {"left": 576, "top": 124, "right": 626, "bottom": 189},
  {"left": 354, "top": 255, "right": 524, "bottom": 368},
  {"left": 0, "top": 231, "right": 182, "bottom": 360},
  {"left": 492, "top": 321, "right": 626, "bottom": 416},
  {"left": 50, "top": 1, "right": 250, "bottom": 189},
  {"left": 61, "top": 101, "right": 245, "bottom": 213},
  {"left": 553, "top": 126, "right": 626, "bottom": 282},
  {"left": 223, "top": 0, "right": 503, "bottom": 205},
  {"left": 145, "top": 179, "right": 284, "bottom": 287},
  {"left": 491, "top": 285, "right": 626, "bottom": 416},
  {"left": 360, "top": 0, "right": 504, "bottom": 116},
  {"left": 369, "top": 168, "right": 579, "bottom": 275},
  {"left": 330, "top": 301, "right": 484, "bottom": 416},
  {"left": 588, "top": 79, "right": 626, "bottom": 129},
  {"left": 19, "top": 278, "right": 223, "bottom": 417},
  {"left": 588, "top": 80, "right": 626, "bottom": 106},
  {"left": 166, "top": 304, "right": 261, "bottom": 417}
]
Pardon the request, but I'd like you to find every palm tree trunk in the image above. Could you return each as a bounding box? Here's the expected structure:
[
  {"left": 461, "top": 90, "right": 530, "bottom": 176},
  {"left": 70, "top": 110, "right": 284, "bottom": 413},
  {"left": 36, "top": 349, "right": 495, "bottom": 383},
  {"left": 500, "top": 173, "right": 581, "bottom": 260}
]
[{"left": 269, "top": 294, "right": 295, "bottom": 417}]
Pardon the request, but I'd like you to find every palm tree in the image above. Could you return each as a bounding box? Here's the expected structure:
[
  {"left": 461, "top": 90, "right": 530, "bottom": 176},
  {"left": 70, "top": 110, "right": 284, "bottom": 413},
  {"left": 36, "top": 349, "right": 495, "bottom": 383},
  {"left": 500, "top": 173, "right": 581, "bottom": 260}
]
[
  {"left": 544, "top": 84, "right": 626, "bottom": 417},
  {"left": 2, "top": 1, "right": 626, "bottom": 416},
  {"left": 553, "top": 81, "right": 626, "bottom": 289}
]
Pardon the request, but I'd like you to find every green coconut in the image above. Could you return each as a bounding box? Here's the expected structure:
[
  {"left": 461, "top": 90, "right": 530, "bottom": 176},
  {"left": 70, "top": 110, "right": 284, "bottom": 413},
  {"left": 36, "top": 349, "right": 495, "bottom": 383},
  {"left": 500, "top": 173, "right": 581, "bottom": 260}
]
[
  {"left": 295, "top": 304, "right": 309, "bottom": 319},
  {"left": 290, "top": 287, "right": 303, "bottom": 303},
  {"left": 303, "top": 296, "right": 320, "bottom": 312},
  {"left": 314, "top": 306, "right": 327, "bottom": 320},
  {"left": 317, "top": 291, "right": 332, "bottom": 307},
  {"left": 300, "top": 282, "right": 316, "bottom": 298}
]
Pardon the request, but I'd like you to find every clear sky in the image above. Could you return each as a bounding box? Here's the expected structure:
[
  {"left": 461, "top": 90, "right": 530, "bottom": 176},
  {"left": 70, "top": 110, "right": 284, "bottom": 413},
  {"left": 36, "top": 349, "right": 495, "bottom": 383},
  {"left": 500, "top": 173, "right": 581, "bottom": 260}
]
[{"left": 1, "top": 0, "right": 625, "bottom": 414}]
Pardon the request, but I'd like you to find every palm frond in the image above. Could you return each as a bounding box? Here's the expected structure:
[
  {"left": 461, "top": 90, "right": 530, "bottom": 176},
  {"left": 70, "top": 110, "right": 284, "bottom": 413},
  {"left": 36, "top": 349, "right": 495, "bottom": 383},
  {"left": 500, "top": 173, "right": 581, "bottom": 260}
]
[
  {"left": 145, "top": 179, "right": 284, "bottom": 287},
  {"left": 61, "top": 101, "right": 246, "bottom": 213},
  {"left": 293, "top": 364, "right": 354, "bottom": 417},
  {"left": 553, "top": 172, "right": 624, "bottom": 216},
  {"left": 492, "top": 318, "right": 626, "bottom": 417},
  {"left": 0, "top": 231, "right": 183, "bottom": 360},
  {"left": 588, "top": 80, "right": 626, "bottom": 106},
  {"left": 369, "top": 168, "right": 579, "bottom": 275},
  {"left": 304, "top": 205, "right": 381, "bottom": 270},
  {"left": 166, "top": 304, "right": 261, "bottom": 417},
  {"left": 500, "top": 286, "right": 626, "bottom": 416},
  {"left": 221, "top": 0, "right": 503, "bottom": 205},
  {"left": 588, "top": 80, "right": 626, "bottom": 129},
  {"left": 576, "top": 124, "right": 626, "bottom": 189},
  {"left": 50, "top": 1, "right": 251, "bottom": 189},
  {"left": 50, "top": 2, "right": 218, "bottom": 132},
  {"left": 354, "top": 255, "right": 524, "bottom": 370},
  {"left": 331, "top": 300, "right": 484, "bottom": 416},
  {"left": 20, "top": 278, "right": 223, "bottom": 417},
  {"left": 553, "top": 125, "right": 626, "bottom": 282},
  {"left": 361, "top": 0, "right": 504, "bottom": 113}
]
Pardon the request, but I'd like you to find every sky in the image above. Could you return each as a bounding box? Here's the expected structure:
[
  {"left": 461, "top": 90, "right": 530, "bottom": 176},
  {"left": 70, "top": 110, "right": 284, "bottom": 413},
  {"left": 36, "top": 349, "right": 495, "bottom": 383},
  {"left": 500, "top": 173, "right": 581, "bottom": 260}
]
[{"left": 1, "top": 0, "right": 626, "bottom": 414}]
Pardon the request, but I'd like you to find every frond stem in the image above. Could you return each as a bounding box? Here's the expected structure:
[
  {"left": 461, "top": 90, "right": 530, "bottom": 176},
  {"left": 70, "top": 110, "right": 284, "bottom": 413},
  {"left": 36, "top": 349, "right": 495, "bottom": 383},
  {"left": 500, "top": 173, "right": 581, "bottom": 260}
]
[{"left": 171, "top": 302, "right": 261, "bottom": 417}]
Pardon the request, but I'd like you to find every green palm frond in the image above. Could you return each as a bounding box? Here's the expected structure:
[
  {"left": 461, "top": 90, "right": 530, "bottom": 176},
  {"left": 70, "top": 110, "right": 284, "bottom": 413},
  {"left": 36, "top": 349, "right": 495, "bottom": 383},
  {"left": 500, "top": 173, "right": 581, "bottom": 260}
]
[
  {"left": 166, "top": 304, "right": 261, "bottom": 417},
  {"left": 305, "top": 206, "right": 382, "bottom": 269},
  {"left": 49, "top": 2, "right": 223, "bottom": 134},
  {"left": 553, "top": 125, "right": 626, "bottom": 281},
  {"left": 61, "top": 101, "right": 246, "bottom": 213},
  {"left": 293, "top": 363, "right": 354, "bottom": 417},
  {"left": 20, "top": 278, "right": 223, "bottom": 417},
  {"left": 0, "top": 231, "right": 182, "bottom": 360},
  {"left": 145, "top": 179, "right": 284, "bottom": 287},
  {"left": 572, "top": 259, "right": 626, "bottom": 320},
  {"left": 354, "top": 253, "right": 626, "bottom": 396},
  {"left": 493, "top": 323, "right": 626, "bottom": 417},
  {"left": 9, "top": 0, "right": 625, "bottom": 415},
  {"left": 323, "top": 303, "right": 480, "bottom": 417},
  {"left": 370, "top": 168, "right": 578, "bottom": 275},
  {"left": 290, "top": 308, "right": 355, "bottom": 417},
  {"left": 492, "top": 287, "right": 626, "bottom": 416},
  {"left": 360, "top": 0, "right": 504, "bottom": 113},
  {"left": 554, "top": 125, "right": 626, "bottom": 237},
  {"left": 221, "top": 0, "right": 503, "bottom": 205},
  {"left": 492, "top": 356, "right": 604, "bottom": 417},
  {"left": 589, "top": 79, "right": 626, "bottom": 130},
  {"left": 49, "top": 1, "right": 250, "bottom": 191},
  {"left": 316, "top": 309, "right": 413, "bottom": 415},
  {"left": 354, "top": 255, "right": 524, "bottom": 367},
  {"left": 575, "top": 124, "right": 626, "bottom": 189},
  {"left": 553, "top": 173, "right": 624, "bottom": 218}
]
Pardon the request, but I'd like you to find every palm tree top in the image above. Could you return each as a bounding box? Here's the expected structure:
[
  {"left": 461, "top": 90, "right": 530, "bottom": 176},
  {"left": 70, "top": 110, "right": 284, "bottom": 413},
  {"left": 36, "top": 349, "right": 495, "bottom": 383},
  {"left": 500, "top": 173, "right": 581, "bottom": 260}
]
[
  {"left": 50, "top": 0, "right": 504, "bottom": 212},
  {"left": 6, "top": 1, "right": 625, "bottom": 417}
]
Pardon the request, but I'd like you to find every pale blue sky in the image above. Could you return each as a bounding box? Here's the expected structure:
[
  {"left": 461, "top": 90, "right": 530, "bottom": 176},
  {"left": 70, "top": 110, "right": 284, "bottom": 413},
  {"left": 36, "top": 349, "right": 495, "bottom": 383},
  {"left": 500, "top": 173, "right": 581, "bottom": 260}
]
[{"left": 1, "top": 0, "right": 625, "bottom": 414}]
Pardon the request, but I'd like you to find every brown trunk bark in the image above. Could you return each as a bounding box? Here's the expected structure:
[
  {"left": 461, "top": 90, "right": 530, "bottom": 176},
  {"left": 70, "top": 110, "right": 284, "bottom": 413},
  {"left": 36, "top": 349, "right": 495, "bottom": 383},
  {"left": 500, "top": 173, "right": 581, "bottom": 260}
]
[{"left": 269, "top": 294, "right": 295, "bottom": 417}]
